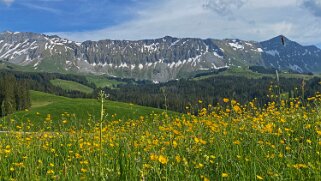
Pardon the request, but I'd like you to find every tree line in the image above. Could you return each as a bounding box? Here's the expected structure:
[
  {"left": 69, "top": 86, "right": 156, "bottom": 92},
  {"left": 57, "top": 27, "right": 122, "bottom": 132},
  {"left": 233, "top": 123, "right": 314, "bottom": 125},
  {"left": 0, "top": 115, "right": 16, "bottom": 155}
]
[
  {"left": 100, "top": 76, "right": 321, "bottom": 113},
  {"left": 0, "top": 70, "right": 95, "bottom": 99},
  {"left": 0, "top": 72, "right": 30, "bottom": 116},
  {"left": 1, "top": 69, "right": 321, "bottom": 114}
]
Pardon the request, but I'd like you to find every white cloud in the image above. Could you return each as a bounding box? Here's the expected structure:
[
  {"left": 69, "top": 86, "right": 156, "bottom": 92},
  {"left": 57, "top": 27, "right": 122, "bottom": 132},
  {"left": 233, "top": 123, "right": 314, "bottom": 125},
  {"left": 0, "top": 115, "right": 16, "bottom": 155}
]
[
  {"left": 203, "top": 0, "right": 247, "bottom": 15},
  {"left": 1, "top": 0, "right": 14, "bottom": 6},
  {"left": 54, "top": 0, "right": 321, "bottom": 46}
]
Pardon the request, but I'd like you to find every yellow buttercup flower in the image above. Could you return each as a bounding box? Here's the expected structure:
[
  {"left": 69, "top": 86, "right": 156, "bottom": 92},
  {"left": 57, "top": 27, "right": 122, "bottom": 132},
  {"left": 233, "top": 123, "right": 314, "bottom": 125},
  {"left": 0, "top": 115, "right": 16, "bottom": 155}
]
[
  {"left": 150, "top": 153, "right": 158, "bottom": 161},
  {"left": 81, "top": 168, "right": 87, "bottom": 173},
  {"left": 172, "top": 140, "right": 178, "bottom": 148},
  {"left": 256, "top": 175, "right": 264, "bottom": 180},
  {"left": 222, "top": 173, "right": 229, "bottom": 178},
  {"left": 233, "top": 140, "right": 241, "bottom": 145},
  {"left": 233, "top": 105, "right": 241, "bottom": 113},
  {"left": 158, "top": 155, "right": 168, "bottom": 165},
  {"left": 194, "top": 137, "right": 200, "bottom": 143},
  {"left": 47, "top": 170, "right": 54, "bottom": 175},
  {"left": 175, "top": 155, "right": 181, "bottom": 163},
  {"left": 231, "top": 100, "right": 237, "bottom": 105},
  {"left": 293, "top": 164, "right": 308, "bottom": 169}
]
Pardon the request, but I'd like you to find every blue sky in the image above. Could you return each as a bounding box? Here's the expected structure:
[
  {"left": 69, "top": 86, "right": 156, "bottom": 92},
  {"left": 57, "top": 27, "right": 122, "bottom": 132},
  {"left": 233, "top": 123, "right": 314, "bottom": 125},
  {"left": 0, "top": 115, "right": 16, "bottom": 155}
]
[
  {"left": 1, "top": 0, "right": 321, "bottom": 48},
  {"left": 0, "top": 0, "right": 154, "bottom": 32}
]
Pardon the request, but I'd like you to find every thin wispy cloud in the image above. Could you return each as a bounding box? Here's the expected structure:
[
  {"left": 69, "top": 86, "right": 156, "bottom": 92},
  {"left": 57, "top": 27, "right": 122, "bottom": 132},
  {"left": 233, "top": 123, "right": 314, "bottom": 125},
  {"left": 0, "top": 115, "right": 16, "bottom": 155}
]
[
  {"left": 21, "top": 3, "right": 61, "bottom": 14},
  {"left": 1, "top": 0, "right": 14, "bottom": 6}
]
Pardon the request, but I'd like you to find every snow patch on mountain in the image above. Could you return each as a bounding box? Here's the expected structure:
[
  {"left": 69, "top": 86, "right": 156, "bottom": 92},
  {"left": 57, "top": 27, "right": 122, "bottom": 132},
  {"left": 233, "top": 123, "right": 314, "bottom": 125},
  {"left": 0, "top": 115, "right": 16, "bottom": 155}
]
[
  {"left": 257, "top": 48, "right": 263, "bottom": 52},
  {"left": 213, "top": 52, "right": 223, "bottom": 59},
  {"left": 228, "top": 42, "right": 244, "bottom": 50},
  {"left": 265, "top": 50, "right": 279, "bottom": 56},
  {"left": 143, "top": 43, "right": 159, "bottom": 52}
]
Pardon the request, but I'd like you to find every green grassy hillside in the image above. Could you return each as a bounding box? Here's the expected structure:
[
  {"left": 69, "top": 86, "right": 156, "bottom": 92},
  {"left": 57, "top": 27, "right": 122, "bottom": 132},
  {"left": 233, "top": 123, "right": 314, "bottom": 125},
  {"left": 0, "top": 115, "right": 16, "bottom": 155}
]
[
  {"left": 193, "top": 66, "right": 318, "bottom": 80},
  {"left": 86, "top": 75, "right": 126, "bottom": 88},
  {"left": 50, "top": 79, "right": 94, "bottom": 94},
  {"left": 10, "top": 91, "right": 166, "bottom": 130}
]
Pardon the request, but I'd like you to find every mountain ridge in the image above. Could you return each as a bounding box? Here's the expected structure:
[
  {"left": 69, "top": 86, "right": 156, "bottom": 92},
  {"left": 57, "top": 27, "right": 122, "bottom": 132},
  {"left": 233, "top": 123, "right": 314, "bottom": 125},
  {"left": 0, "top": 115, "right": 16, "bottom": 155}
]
[{"left": 1, "top": 31, "right": 321, "bottom": 82}]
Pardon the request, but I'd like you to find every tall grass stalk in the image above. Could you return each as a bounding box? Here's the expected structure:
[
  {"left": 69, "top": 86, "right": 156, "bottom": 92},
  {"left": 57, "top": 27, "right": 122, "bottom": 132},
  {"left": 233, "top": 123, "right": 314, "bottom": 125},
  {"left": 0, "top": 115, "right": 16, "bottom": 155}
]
[
  {"left": 98, "top": 90, "right": 108, "bottom": 178},
  {"left": 275, "top": 70, "right": 281, "bottom": 104},
  {"left": 301, "top": 79, "right": 306, "bottom": 104}
]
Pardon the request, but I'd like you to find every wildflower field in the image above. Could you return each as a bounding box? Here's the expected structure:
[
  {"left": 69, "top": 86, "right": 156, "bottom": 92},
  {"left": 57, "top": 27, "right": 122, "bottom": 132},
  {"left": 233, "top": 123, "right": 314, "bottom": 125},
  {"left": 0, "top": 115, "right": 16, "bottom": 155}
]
[{"left": 1, "top": 90, "right": 321, "bottom": 180}]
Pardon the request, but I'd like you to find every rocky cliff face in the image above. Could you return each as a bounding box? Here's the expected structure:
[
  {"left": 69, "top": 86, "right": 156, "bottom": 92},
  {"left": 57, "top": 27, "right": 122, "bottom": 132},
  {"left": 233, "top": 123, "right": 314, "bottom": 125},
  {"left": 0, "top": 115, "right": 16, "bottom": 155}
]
[
  {"left": 260, "top": 35, "right": 321, "bottom": 72},
  {"left": 1, "top": 31, "right": 321, "bottom": 82}
]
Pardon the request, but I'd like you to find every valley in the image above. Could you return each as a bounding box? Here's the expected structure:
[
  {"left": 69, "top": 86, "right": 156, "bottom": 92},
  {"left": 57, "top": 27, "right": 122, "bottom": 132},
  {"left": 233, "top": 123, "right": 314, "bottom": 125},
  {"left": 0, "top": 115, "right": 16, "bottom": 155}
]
[{"left": 1, "top": 33, "right": 321, "bottom": 181}]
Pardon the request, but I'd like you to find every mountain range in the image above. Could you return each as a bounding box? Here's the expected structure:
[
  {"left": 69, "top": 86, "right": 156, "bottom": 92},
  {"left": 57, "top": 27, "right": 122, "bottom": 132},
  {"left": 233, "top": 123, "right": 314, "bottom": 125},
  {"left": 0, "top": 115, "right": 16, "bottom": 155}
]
[{"left": 1, "top": 31, "right": 321, "bottom": 82}]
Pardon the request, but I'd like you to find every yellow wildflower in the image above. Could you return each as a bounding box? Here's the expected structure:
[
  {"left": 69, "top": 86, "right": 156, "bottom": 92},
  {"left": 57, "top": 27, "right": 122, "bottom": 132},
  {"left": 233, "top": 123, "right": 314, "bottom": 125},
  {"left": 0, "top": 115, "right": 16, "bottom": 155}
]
[
  {"left": 222, "top": 173, "right": 229, "bottom": 178},
  {"left": 194, "top": 137, "right": 200, "bottom": 143},
  {"left": 233, "top": 105, "right": 241, "bottom": 113},
  {"left": 307, "top": 139, "right": 312, "bottom": 144},
  {"left": 175, "top": 155, "right": 181, "bottom": 163},
  {"left": 256, "top": 175, "right": 264, "bottom": 180},
  {"left": 195, "top": 163, "right": 204, "bottom": 169},
  {"left": 233, "top": 140, "right": 241, "bottom": 145},
  {"left": 158, "top": 155, "right": 168, "bottom": 165},
  {"left": 75, "top": 153, "right": 81, "bottom": 159},
  {"left": 231, "top": 100, "right": 237, "bottom": 105},
  {"left": 172, "top": 140, "right": 178, "bottom": 148},
  {"left": 200, "top": 139, "right": 207, "bottom": 145},
  {"left": 150, "top": 153, "right": 158, "bottom": 161},
  {"left": 202, "top": 176, "right": 210, "bottom": 181},
  {"left": 81, "top": 168, "right": 87, "bottom": 173},
  {"left": 293, "top": 164, "right": 308, "bottom": 169},
  {"left": 47, "top": 170, "right": 55, "bottom": 175}
]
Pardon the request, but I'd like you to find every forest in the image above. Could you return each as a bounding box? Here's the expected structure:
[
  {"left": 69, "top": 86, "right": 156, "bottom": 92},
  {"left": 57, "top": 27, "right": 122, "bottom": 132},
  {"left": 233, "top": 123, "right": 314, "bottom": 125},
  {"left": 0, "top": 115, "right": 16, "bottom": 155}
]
[
  {"left": 103, "top": 76, "right": 321, "bottom": 113},
  {"left": 1, "top": 70, "right": 321, "bottom": 114},
  {"left": 0, "top": 72, "right": 30, "bottom": 116}
]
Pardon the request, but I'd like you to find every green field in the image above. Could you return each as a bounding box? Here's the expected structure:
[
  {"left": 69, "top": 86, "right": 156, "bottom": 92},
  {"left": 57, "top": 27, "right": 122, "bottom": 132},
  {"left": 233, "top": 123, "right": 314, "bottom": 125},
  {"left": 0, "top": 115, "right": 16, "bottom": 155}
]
[
  {"left": 1, "top": 90, "right": 321, "bottom": 180},
  {"left": 50, "top": 79, "right": 94, "bottom": 94},
  {"left": 7, "top": 91, "right": 166, "bottom": 131},
  {"left": 193, "top": 66, "right": 318, "bottom": 80},
  {"left": 86, "top": 75, "right": 127, "bottom": 88}
]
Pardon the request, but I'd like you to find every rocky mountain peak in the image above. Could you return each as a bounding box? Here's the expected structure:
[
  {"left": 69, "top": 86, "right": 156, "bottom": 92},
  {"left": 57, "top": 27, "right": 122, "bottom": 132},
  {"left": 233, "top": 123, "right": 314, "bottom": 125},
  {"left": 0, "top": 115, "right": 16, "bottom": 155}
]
[{"left": 0, "top": 31, "right": 321, "bottom": 82}]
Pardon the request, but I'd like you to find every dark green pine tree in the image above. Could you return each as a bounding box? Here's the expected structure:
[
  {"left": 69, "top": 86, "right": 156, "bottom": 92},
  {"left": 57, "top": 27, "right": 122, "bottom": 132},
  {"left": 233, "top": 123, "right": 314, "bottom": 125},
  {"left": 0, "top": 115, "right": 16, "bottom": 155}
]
[
  {"left": 0, "top": 74, "right": 17, "bottom": 115},
  {"left": 15, "top": 80, "right": 31, "bottom": 111},
  {"left": 0, "top": 73, "right": 31, "bottom": 116}
]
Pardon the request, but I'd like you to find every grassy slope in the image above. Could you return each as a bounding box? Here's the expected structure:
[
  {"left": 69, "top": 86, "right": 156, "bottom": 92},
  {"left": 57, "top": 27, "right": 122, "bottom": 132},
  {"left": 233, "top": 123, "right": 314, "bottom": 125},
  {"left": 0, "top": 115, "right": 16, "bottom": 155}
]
[
  {"left": 12, "top": 91, "right": 166, "bottom": 130},
  {"left": 193, "top": 66, "right": 318, "bottom": 80},
  {"left": 50, "top": 79, "right": 93, "bottom": 94},
  {"left": 86, "top": 75, "right": 126, "bottom": 88},
  {"left": 2, "top": 91, "right": 321, "bottom": 179}
]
